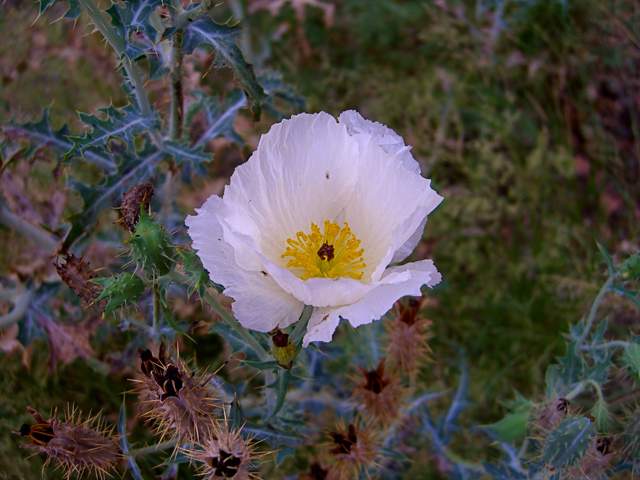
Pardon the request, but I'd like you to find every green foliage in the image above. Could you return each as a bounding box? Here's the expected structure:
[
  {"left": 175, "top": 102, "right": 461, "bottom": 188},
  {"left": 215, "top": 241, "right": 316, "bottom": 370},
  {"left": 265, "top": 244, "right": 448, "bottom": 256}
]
[
  {"left": 170, "top": 17, "right": 267, "bottom": 121},
  {"left": 483, "top": 411, "right": 530, "bottom": 443},
  {"left": 93, "top": 272, "right": 146, "bottom": 315},
  {"left": 106, "top": 0, "right": 165, "bottom": 59},
  {"left": 39, "top": 0, "right": 81, "bottom": 19},
  {"left": 66, "top": 104, "right": 160, "bottom": 160},
  {"left": 126, "top": 208, "right": 174, "bottom": 277},
  {"left": 540, "top": 415, "right": 595, "bottom": 469}
]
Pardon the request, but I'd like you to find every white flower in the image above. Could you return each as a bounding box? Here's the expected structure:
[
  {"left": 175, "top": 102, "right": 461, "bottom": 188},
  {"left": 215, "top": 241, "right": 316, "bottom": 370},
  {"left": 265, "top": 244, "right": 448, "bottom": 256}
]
[{"left": 186, "top": 111, "right": 443, "bottom": 346}]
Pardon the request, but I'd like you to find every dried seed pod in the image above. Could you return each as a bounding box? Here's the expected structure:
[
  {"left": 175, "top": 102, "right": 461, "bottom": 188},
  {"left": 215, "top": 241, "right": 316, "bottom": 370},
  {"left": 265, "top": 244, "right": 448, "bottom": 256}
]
[
  {"left": 386, "top": 295, "right": 433, "bottom": 375},
  {"left": 132, "top": 344, "right": 222, "bottom": 444},
  {"left": 117, "top": 183, "right": 154, "bottom": 233},
  {"left": 54, "top": 253, "right": 104, "bottom": 307},
  {"left": 13, "top": 406, "right": 120, "bottom": 479},
  {"left": 185, "top": 420, "right": 267, "bottom": 480},
  {"left": 350, "top": 357, "right": 404, "bottom": 427},
  {"left": 327, "top": 422, "right": 380, "bottom": 480}
]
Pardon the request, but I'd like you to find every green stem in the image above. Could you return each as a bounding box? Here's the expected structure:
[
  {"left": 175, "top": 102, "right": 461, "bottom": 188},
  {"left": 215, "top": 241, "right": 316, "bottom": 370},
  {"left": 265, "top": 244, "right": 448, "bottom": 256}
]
[
  {"left": 291, "top": 305, "right": 313, "bottom": 345},
  {"left": 169, "top": 31, "right": 184, "bottom": 141},
  {"left": 0, "top": 206, "right": 58, "bottom": 252},
  {"left": 565, "top": 381, "right": 585, "bottom": 401},
  {"left": 581, "top": 340, "right": 630, "bottom": 351},
  {"left": 77, "top": 0, "right": 152, "bottom": 117},
  {"left": 0, "top": 290, "right": 30, "bottom": 330},
  {"left": 575, "top": 276, "right": 614, "bottom": 350},
  {"left": 127, "top": 439, "right": 177, "bottom": 457},
  {"left": 152, "top": 282, "right": 160, "bottom": 334}
]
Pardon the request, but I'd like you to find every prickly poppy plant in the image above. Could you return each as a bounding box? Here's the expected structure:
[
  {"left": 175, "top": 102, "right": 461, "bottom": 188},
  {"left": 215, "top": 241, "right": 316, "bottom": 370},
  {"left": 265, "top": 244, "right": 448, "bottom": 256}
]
[{"left": 3, "top": 1, "right": 640, "bottom": 480}]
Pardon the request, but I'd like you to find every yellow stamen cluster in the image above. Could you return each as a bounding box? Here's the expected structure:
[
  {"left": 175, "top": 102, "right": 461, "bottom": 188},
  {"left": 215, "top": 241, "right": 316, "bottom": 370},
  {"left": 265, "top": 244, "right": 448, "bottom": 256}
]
[{"left": 282, "top": 221, "right": 366, "bottom": 280}]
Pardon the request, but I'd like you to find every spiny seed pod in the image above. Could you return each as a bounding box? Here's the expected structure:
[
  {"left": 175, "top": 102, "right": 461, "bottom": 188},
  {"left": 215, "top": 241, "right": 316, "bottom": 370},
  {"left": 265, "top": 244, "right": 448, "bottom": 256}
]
[
  {"left": 533, "top": 397, "right": 570, "bottom": 432},
  {"left": 350, "top": 357, "right": 404, "bottom": 427},
  {"left": 385, "top": 295, "right": 433, "bottom": 375},
  {"left": 566, "top": 436, "right": 614, "bottom": 479},
  {"left": 92, "top": 272, "right": 146, "bottom": 316},
  {"left": 185, "top": 420, "right": 267, "bottom": 480},
  {"left": 117, "top": 183, "right": 154, "bottom": 233},
  {"left": 54, "top": 253, "right": 104, "bottom": 307},
  {"left": 327, "top": 422, "right": 380, "bottom": 480},
  {"left": 620, "top": 404, "right": 640, "bottom": 462},
  {"left": 13, "top": 406, "right": 120, "bottom": 480},
  {"left": 132, "top": 344, "right": 222, "bottom": 444},
  {"left": 270, "top": 329, "right": 297, "bottom": 369},
  {"left": 125, "top": 208, "right": 174, "bottom": 277}
]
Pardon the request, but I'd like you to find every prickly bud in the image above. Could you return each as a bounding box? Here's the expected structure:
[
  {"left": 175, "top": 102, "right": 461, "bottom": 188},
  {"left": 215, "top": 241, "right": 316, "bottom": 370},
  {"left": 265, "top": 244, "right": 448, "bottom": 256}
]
[
  {"left": 125, "top": 208, "right": 174, "bottom": 277},
  {"left": 92, "top": 272, "right": 145, "bottom": 315},
  {"left": 270, "top": 330, "right": 297, "bottom": 369},
  {"left": 176, "top": 248, "right": 222, "bottom": 298},
  {"left": 327, "top": 422, "right": 380, "bottom": 480},
  {"left": 540, "top": 415, "right": 595, "bottom": 469},
  {"left": 350, "top": 358, "right": 403, "bottom": 427}
]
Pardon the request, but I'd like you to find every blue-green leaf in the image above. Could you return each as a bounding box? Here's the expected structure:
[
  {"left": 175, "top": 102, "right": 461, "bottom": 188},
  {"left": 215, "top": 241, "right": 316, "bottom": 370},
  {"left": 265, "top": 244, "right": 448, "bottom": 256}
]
[
  {"left": 541, "top": 415, "right": 594, "bottom": 469},
  {"left": 39, "top": 0, "right": 82, "bottom": 19},
  {"left": 597, "top": 241, "right": 615, "bottom": 276},
  {"left": 127, "top": 457, "right": 145, "bottom": 480},
  {"left": 187, "top": 89, "right": 246, "bottom": 148},
  {"left": 170, "top": 18, "right": 266, "bottom": 121},
  {"left": 5, "top": 107, "right": 116, "bottom": 172},
  {"left": 162, "top": 140, "right": 211, "bottom": 176},
  {"left": 67, "top": 104, "right": 160, "bottom": 160},
  {"left": 106, "top": 0, "right": 165, "bottom": 60},
  {"left": 275, "top": 446, "right": 296, "bottom": 467}
]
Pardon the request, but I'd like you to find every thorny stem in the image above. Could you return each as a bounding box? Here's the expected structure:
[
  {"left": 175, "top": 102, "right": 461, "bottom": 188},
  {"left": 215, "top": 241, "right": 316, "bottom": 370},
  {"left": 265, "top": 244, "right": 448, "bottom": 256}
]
[
  {"left": 152, "top": 282, "right": 161, "bottom": 334},
  {"left": 169, "top": 31, "right": 184, "bottom": 141},
  {"left": 127, "top": 439, "right": 178, "bottom": 457},
  {"left": 0, "top": 206, "right": 58, "bottom": 252},
  {"left": 173, "top": 0, "right": 218, "bottom": 27},
  {"left": 77, "top": 0, "right": 152, "bottom": 117},
  {"left": 575, "top": 276, "right": 614, "bottom": 350},
  {"left": 0, "top": 289, "right": 30, "bottom": 330}
]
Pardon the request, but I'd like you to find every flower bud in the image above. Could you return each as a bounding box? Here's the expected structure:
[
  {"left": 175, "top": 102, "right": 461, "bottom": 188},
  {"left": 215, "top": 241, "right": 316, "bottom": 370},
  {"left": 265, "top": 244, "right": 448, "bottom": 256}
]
[{"left": 270, "top": 330, "right": 297, "bottom": 369}]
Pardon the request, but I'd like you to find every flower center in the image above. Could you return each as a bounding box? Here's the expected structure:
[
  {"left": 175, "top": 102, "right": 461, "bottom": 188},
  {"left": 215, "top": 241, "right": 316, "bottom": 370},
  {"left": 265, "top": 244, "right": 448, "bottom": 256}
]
[{"left": 281, "top": 220, "right": 366, "bottom": 280}]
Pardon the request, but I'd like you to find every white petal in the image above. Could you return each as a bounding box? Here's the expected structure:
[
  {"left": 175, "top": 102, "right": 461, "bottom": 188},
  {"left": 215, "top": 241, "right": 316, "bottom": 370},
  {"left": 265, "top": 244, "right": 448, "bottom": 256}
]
[
  {"left": 390, "top": 215, "right": 428, "bottom": 264},
  {"left": 221, "top": 112, "right": 360, "bottom": 267},
  {"left": 338, "top": 110, "right": 421, "bottom": 174},
  {"left": 186, "top": 196, "right": 304, "bottom": 332},
  {"left": 303, "top": 259, "right": 441, "bottom": 346},
  {"left": 342, "top": 136, "right": 443, "bottom": 282}
]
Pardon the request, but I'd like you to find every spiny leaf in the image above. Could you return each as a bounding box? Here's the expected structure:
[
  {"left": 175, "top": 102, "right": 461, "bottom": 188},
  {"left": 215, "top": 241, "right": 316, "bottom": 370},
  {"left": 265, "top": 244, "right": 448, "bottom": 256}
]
[
  {"left": 39, "top": 0, "right": 82, "bottom": 19},
  {"left": 162, "top": 140, "right": 211, "bottom": 176},
  {"left": 275, "top": 447, "right": 296, "bottom": 467},
  {"left": 596, "top": 241, "right": 615, "bottom": 276},
  {"left": 540, "top": 415, "right": 594, "bottom": 469},
  {"left": 92, "top": 272, "right": 146, "bottom": 316},
  {"left": 258, "top": 70, "right": 306, "bottom": 120},
  {"left": 4, "top": 107, "right": 115, "bottom": 172},
  {"left": 242, "top": 422, "right": 305, "bottom": 447},
  {"left": 106, "top": 0, "right": 165, "bottom": 60},
  {"left": 623, "top": 343, "right": 640, "bottom": 380},
  {"left": 63, "top": 146, "right": 165, "bottom": 250},
  {"left": 187, "top": 89, "right": 246, "bottom": 148},
  {"left": 67, "top": 104, "right": 160, "bottom": 161},
  {"left": 267, "top": 369, "right": 304, "bottom": 420},
  {"left": 175, "top": 248, "right": 221, "bottom": 299},
  {"left": 126, "top": 208, "right": 174, "bottom": 277},
  {"left": 558, "top": 341, "right": 582, "bottom": 384},
  {"left": 168, "top": 18, "right": 266, "bottom": 121}
]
